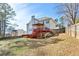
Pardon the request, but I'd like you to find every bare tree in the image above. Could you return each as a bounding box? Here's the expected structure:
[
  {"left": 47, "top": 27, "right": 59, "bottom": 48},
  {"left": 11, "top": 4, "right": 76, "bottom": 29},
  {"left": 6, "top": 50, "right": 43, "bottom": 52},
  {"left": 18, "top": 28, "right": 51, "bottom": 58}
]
[
  {"left": 64, "top": 4, "right": 78, "bottom": 24},
  {"left": 58, "top": 3, "right": 79, "bottom": 38}
]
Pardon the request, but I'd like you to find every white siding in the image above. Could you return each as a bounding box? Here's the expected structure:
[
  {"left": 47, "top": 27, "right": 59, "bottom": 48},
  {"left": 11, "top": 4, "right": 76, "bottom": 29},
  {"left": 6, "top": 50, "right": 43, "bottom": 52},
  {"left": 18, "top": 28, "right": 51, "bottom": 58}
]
[
  {"left": 44, "top": 20, "right": 50, "bottom": 28},
  {"left": 27, "top": 17, "right": 58, "bottom": 34},
  {"left": 27, "top": 20, "right": 33, "bottom": 34},
  {"left": 49, "top": 20, "right": 56, "bottom": 29}
]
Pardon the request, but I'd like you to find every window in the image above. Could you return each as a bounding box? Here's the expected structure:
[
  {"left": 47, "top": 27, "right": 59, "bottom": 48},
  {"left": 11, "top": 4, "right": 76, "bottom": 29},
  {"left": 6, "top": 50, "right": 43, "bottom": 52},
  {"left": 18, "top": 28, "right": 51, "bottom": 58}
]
[
  {"left": 46, "top": 20, "right": 49, "bottom": 23},
  {"left": 56, "top": 24, "right": 58, "bottom": 27}
]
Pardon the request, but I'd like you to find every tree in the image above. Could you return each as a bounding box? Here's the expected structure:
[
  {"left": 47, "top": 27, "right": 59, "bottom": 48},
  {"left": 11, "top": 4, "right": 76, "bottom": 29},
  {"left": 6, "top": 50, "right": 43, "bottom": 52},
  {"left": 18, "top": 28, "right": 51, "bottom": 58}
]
[
  {"left": 58, "top": 3, "right": 79, "bottom": 38},
  {"left": 60, "top": 16, "right": 65, "bottom": 28},
  {"left": 58, "top": 3, "right": 79, "bottom": 24},
  {"left": 0, "top": 3, "right": 16, "bottom": 37}
]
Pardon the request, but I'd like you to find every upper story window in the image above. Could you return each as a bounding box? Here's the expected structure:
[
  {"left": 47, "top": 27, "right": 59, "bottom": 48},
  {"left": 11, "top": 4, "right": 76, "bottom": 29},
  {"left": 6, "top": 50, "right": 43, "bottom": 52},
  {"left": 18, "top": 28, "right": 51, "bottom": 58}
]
[
  {"left": 46, "top": 20, "right": 49, "bottom": 24},
  {"left": 56, "top": 24, "right": 59, "bottom": 27}
]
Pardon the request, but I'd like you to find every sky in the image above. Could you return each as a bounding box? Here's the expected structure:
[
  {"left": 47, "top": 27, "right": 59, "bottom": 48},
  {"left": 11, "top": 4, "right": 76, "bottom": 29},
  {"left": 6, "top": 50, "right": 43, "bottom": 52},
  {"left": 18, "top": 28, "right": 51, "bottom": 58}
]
[{"left": 9, "top": 3, "right": 62, "bottom": 31}]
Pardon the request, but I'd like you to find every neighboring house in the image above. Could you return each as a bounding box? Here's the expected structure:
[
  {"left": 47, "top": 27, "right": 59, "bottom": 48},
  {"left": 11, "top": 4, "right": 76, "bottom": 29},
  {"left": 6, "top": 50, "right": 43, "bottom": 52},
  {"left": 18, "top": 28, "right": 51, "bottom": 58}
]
[
  {"left": 17, "top": 29, "right": 26, "bottom": 36},
  {"left": 11, "top": 30, "right": 18, "bottom": 36},
  {"left": 26, "top": 16, "right": 59, "bottom": 34},
  {"left": 6, "top": 29, "right": 26, "bottom": 37}
]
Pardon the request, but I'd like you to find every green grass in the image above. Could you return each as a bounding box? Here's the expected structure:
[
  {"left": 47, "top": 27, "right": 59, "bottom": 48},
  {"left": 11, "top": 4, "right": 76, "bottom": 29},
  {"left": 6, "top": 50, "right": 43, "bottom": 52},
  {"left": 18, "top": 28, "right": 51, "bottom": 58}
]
[
  {"left": 10, "top": 46, "right": 29, "bottom": 55},
  {"left": 0, "top": 38, "right": 29, "bottom": 55}
]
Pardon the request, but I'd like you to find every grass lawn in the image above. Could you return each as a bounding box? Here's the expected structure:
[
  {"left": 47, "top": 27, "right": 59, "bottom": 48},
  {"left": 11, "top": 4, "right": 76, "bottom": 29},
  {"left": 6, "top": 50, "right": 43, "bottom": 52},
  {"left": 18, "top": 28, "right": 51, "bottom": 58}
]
[{"left": 0, "top": 33, "right": 79, "bottom": 56}]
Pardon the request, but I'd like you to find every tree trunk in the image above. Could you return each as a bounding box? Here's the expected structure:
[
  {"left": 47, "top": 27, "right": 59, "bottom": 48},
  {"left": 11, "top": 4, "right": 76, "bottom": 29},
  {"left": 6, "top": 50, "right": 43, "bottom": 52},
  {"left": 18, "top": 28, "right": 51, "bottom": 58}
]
[
  {"left": 0, "top": 21, "right": 1, "bottom": 37},
  {"left": 2, "top": 19, "right": 4, "bottom": 37},
  {"left": 3, "top": 20, "right": 6, "bottom": 37},
  {"left": 74, "top": 18, "right": 76, "bottom": 38},
  {"left": 74, "top": 24, "right": 76, "bottom": 38}
]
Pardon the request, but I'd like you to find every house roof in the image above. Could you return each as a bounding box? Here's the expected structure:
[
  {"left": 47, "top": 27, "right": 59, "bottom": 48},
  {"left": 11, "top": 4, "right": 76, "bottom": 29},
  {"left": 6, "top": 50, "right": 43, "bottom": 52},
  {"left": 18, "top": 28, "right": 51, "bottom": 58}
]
[
  {"left": 39, "top": 17, "right": 57, "bottom": 24},
  {"left": 27, "top": 16, "right": 57, "bottom": 25},
  {"left": 38, "top": 17, "right": 51, "bottom": 21}
]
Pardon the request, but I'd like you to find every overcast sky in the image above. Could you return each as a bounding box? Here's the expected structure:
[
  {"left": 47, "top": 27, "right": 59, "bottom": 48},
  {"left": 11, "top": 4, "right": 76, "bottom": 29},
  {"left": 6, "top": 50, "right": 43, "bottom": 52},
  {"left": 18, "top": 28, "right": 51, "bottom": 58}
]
[{"left": 9, "top": 3, "right": 62, "bottom": 31}]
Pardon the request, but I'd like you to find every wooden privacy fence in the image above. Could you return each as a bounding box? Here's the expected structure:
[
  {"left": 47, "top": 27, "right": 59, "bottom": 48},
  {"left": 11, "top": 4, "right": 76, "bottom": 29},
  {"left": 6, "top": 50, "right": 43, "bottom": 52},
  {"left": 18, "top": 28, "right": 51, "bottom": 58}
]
[{"left": 66, "top": 23, "right": 79, "bottom": 39}]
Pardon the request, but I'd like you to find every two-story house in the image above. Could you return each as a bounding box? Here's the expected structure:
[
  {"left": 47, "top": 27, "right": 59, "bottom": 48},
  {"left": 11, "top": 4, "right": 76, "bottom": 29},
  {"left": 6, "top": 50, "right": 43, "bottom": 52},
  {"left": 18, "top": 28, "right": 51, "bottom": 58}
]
[{"left": 26, "top": 16, "right": 59, "bottom": 34}]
